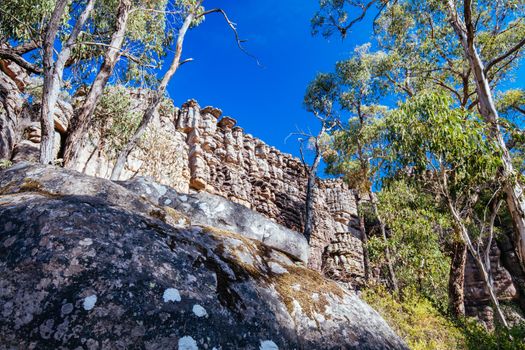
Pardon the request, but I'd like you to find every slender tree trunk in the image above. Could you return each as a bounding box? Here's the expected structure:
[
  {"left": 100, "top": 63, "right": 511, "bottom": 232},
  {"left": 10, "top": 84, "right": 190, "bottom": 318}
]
[
  {"left": 62, "top": 0, "right": 132, "bottom": 167},
  {"left": 447, "top": 0, "right": 525, "bottom": 274},
  {"left": 40, "top": 0, "right": 69, "bottom": 164},
  {"left": 110, "top": 11, "right": 195, "bottom": 180},
  {"left": 356, "top": 195, "right": 371, "bottom": 282},
  {"left": 40, "top": 0, "right": 95, "bottom": 164},
  {"left": 447, "top": 198, "right": 509, "bottom": 328},
  {"left": 303, "top": 142, "right": 322, "bottom": 243},
  {"left": 371, "top": 193, "right": 399, "bottom": 293},
  {"left": 448, "top": 240, "right": 467, "bottom": 317}
]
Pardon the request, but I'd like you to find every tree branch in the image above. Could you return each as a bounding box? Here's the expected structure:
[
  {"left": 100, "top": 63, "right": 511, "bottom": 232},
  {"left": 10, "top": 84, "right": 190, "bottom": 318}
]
[
  {"left": 197, "top": 8, "right": 262, "bottom": 67},
  {"left": 485, "top": 36, "right": 525, "bottom": 75},
  {"left": 0, "top": 47, "right": 42, "bottom": 74}
]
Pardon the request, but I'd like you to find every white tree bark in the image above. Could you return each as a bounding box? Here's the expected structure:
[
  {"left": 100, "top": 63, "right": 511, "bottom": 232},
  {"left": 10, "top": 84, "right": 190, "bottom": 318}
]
[
  {"left": 110, "top": 10, "right": 195, "bottom": 180},
  {"left": 40, "top": 0, "right": 95, "bottom": 164},
  {"left": 63, "top": 0, "right": 132, "bottom": 167},
  {"left": 446, "top": 0, "right": 525, "bottom": 272}
]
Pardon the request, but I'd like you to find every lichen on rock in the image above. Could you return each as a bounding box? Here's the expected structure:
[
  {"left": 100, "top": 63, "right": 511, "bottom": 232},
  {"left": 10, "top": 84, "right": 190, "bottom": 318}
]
[{"left": 0, "top": 164, "right": 407, "bottom": 349}]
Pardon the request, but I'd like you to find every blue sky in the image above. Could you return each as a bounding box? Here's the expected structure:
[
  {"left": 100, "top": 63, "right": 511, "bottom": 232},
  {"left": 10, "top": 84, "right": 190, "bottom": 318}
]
[
  {"left": 168, "top": 0, "right": 525, "bottom": 161},
  {"left": 168, "top": 0, "right": 371, "bottom": 158}
]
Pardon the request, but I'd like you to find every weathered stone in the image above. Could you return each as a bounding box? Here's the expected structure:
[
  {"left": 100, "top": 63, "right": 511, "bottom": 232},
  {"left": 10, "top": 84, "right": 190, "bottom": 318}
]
[
  {"left": 464, "top": 236, "right": 525, "bottom": 328},
  {"left": 120, "top": 176, "right": 310, "bottom": 263},
  {"left": 0, "top": 164, "right": 408, "bottom": 349}
]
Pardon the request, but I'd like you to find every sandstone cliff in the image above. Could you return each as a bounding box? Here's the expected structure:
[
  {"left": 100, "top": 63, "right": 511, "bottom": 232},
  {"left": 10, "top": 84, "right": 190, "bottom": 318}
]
[{"left": 2, "top": 58, "right": 524, "bottom": 329}]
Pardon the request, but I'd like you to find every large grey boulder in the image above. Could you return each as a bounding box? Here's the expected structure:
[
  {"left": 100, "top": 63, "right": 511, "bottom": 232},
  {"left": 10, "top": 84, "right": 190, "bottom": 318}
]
[
  {"left": 119, "top": 177, "right": 310, "bottom": 263},
  {"left": 0, "top": 164, "right": 407, "bottom": 349}
]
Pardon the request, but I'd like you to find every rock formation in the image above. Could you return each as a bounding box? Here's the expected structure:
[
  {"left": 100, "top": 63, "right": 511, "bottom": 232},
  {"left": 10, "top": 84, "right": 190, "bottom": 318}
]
[
  {"left": 0, "top": 163, "right": 408, "bottom": 349},
  {"left": 72, "top": 98, "right": 364, "bottom": 280},
  {"left": 2, "top": 58, "right": 525, "bottom": 326}
]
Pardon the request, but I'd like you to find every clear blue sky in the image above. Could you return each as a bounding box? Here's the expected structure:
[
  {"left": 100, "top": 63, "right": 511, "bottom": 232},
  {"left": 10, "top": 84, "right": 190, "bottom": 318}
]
[
  {"left": 168, "top": 0, "right": 371, "bottom": 158},
  {"left": 168, "top": 0, "right": 525, "bottom": 160}
]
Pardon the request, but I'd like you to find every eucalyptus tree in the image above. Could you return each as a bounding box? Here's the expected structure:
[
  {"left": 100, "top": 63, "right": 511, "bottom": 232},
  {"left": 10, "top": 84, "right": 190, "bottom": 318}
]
[
  {"left": 62, "top": 0, "right": 170, "bottom": 166},
  {"left": 110, "top": 1, "right": 256, "bottom": 180},
  {"left": 40, "top": 0, "right": 95, "bottom": 164},
  {"left": 386, "top": 92, "right": 508, "bottom": 327},
  {"left": 0, "top": 0, "right": 51, "bottom": 74},
  {"left": 1, "top": 0, "right": 171, "bottom": 164},
  {"left": 109, "top": 0, "right": 204, "bottom": 180},
  {"left": 294, "top": 72, "right": 339, "bottom": 244},
  {"left": 312, "top": 0, "right": 525, "bottom": 278}
]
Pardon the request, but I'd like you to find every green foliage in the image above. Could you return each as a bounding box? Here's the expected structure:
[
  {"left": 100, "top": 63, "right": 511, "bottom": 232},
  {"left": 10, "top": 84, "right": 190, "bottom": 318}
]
[
  {"left": 374, "top": 180, "right": 452, "bottom": 308},
  {"left": 92, "top": 85, "right": 176, "bottom": 156},
  {"left": 363, "top": 285, "right": 525, "bottom": 349},
  {"left": 312, "top": 0, "right": 525, "bottom": 109},
  {"left": 386, "top": 92, "right": 501, "bottom": 191},
  {"left": 0, "top": 0, "right": 56, "bottom": 41},
  {"left": 361, "top": 285, "right": 466, "bottom": 350},
  {"left": 323, "top": 44, "right": 389, "bottom": 193},
  {"left": 462, "top": 320, "right": 525, "bottom": 350},
  {"left": 304, "top": 72, "right": 339, "bottom": 118},
  {"left": 93, "top": 86, "right": 142, "bottom": 156}
]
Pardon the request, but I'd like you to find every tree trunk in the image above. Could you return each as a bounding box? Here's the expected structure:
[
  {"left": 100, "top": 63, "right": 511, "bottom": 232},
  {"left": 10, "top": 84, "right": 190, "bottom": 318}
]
[
  {"left": 371, "top": 194, "right": 399, "bottom": 293},
  {"left": 110, "top": 11, "right": 195, "bottom": 180},
  {"left": 447, "top": 0, "right": 525, "bottom": 274},
  {"left": 356, "top": 195, "right": 371, "bottom": 282},
  {"left": 39, "top": 0, "right": 69, "bottom": 164},
  {"left": 40, "top": 0, "right": 95, "bottom": 164},
  {"left": 62, "top": 0, "right": 132, "bottom": 168},
  {"left": 303, "top": 145, "right": 322, "bottom": 243},
  {"left": 448, "top": 240, "right": 467, "bottom": 317}
]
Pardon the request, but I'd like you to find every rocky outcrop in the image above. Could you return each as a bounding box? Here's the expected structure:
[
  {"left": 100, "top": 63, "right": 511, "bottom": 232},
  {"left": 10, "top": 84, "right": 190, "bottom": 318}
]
[
  {"left": 0, "top": 81, "right": 364, "bottom": 284},
  {"left": 465, "top": 236, "right": 525, "bottom": 328},
  {"left": 69, "top": 99, "right": 363, "bottom": 279},
  {"left": 0, "top": 163, "right": 407, "bottom": 349},
  {"left": 119, "top": 177, "right": 309, "bottom": 263}
]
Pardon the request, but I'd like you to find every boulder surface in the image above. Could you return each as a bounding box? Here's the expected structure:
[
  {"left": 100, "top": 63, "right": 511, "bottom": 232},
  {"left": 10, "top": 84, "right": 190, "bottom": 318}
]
[{"left": 0, "top": 164, "right": 407, "bottom": 349}]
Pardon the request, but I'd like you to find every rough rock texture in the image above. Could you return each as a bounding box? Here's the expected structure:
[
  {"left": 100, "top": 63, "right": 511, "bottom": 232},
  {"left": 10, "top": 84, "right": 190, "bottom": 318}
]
[
  {"left": 0, "top": 163, "right": 407, "bottom": 349},
  {"left": 119, "top": 177, "right": 310, "bottom": 263},
  {"left": 71, "top": 100, "right": 361, "bottom": 276},
  {"left": 465, "top": 236, "right": 525, "bottom": 328},
  {"left": 0, "top": 85, "right": 364, "bottom": 281}
]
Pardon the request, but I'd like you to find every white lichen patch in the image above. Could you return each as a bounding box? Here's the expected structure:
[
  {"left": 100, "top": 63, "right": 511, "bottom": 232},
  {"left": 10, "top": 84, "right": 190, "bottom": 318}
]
[
  {"left": 311, "top": 293, "right": 319, "bottom": 302},
  {"left": 83, "top": 295, "right": 97, "bottom": 310},
  {"left": 192, "top": 304, "right": 207, "bottom": 317},
  {"left": 163, "top": 288, "right": 181, "bottom": 303},
  {"left": 178, "top": 335, "right": 198, "bottom": 350},
  {"left": 79, "top": 238, "right": 93, "bottom": 246},
  {"left": 259, "top": 340, "right": 279, "bottom": 350},
  {"left": 291, "top": 284, "right": 301, "bottom": 291}
]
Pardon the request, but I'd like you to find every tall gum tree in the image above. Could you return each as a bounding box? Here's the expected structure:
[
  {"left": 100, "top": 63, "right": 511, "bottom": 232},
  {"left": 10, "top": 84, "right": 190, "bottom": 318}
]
[
  {"left": 323, "top": 45, "right": 398, "bottom": 289},
  {"left": 40, "top": 0, "right": 95, "bottom": 164},
  {"left": 0, "top": 0, "right": 171, "bottom": 165},
  {"left": 386, "top": 92, "right": 509, "bottom": 327},
  {"left": 312, "top": 0, "right": 525, "bottom": 312}
]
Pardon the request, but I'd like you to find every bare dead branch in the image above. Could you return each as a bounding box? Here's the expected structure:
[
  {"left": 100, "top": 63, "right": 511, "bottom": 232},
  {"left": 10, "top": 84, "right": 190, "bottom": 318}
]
[{"left": 197, "top": 8, "right": 262, "bottom": 67}]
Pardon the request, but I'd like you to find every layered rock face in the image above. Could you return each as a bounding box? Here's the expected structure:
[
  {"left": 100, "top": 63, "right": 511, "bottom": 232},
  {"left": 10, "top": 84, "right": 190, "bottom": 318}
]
[
  {"left": 71, "top": 98, "right": 363, "bottom": 278},
  {"left": 0, "top": 163, "right": 407, "bottom": 349}
]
